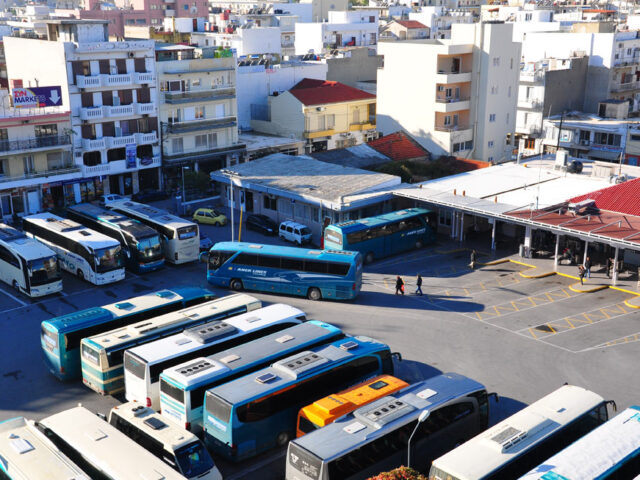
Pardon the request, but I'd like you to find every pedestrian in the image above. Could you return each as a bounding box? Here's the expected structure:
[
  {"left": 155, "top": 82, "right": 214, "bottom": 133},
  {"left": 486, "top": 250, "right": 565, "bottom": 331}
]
[
  {"left": 578, "top": 265, "right": 585, "bottom": 285},
  {"left": 584, "top": 256, "right": 592, "bottom": 279},
  {"left": 415, "top": 274, "right": 423, "bottom": 296},
  {"left": 469, "top": 249, "right": 477, "bottom": 270},
  {"left": 395, "top": 275, "right": 405, "bottom": 295},
  {"left": 606, "top": 257, "right": 612, "bottom": 279}
]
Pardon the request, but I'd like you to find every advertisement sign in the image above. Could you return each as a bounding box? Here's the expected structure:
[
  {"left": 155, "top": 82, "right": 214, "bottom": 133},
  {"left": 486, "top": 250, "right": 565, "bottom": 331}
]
[
  {"left": 12, "top": 86, "right": 62, "bottom": 108},
  {"left": 125, "top": 144, "right": 137, "bottom": 169}
]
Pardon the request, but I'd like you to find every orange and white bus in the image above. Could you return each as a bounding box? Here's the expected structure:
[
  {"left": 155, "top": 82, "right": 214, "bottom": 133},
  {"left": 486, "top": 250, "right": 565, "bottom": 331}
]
[{"left": 296, "top": 375, "right": 409, "bottom": 437}]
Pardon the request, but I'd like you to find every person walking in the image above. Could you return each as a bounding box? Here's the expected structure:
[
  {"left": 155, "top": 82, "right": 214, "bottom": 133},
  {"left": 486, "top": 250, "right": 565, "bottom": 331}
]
[
  {"left": 606, "top": 257, "right": 613, "bottom": 279},
  {"left": 584, "top": 256, "right": 592, "bottom": 279},
  {"left": 469, "top": 249, "right": 477, "bottom": 270},
  {"left": 395, "top": 275, "right": 405, "bottom": 295},
  {"left": 415, "top": 274, "right": 423, "bottom": 296},
  {"left": 578, "top": 265, "right": 585, "bottom": 285}
]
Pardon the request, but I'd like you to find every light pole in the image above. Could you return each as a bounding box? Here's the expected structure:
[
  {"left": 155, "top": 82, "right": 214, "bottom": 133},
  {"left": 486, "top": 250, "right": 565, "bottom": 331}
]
[
  {"left": 220, "top": 169, "right": 236, "bottom": 242},
  {"left": 181, "top": 165, "right": 189, "bottom": 215},
  {"left": 407, "top": 410, "right": 430, "bottom": 470}
]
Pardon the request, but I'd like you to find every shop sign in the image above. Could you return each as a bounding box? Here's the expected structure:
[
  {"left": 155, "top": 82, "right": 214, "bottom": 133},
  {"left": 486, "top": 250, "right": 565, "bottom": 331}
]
[
  {"left": 126, "top": 144, "right": 137, "bottom": 169},
  {"left": 12, "top": 86, "right": 62, "bottom": 108}
]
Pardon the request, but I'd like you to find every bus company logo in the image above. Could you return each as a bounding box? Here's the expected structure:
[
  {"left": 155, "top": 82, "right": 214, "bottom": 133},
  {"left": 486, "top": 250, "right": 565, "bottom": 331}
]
[
  {"left": 236, "top": 267, "right": 253, "bottom": 273},
  {"left": 252, "top": 269, "right": 267, "bottom": 276},
  {"left": 406, "top": 228, "right": 426, "bottom": 236},
  {"left": 290, "top": 453, "right": 299, "bottom": 464}
]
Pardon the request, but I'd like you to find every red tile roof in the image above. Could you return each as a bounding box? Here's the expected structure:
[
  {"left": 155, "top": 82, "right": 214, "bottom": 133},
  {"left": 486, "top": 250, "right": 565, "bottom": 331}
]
[
  {"left": 289, "top": 78, "right": 375, "bottom": 106},
  {"left": 569, "top": 178, "right": 640, "bottom": 217},
  {"left": 395, "top": 20, "right": 428, "bottom": 29},
  {"left": 367, "top": 132, "right": 428, "bottom": 161}
]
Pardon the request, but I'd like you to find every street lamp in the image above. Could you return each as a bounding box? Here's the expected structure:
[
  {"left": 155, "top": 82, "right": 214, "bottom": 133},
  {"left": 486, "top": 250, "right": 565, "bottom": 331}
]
[
  {"left": 220, "top": 169, "right": 237, "bottom": 242},
  {"left": 181, "top": 165, "right": 189, "bottom": 215},
  {"left": 407, "top": 409, "right": 429, "bottom": 470}
]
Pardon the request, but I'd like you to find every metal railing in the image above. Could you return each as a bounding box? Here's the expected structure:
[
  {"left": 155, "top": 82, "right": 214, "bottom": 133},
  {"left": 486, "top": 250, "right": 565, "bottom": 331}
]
[
  {"left": 435, "top": 124, "right": 470, "bottom": 132},
  {"left": 0, "top": 165, "right": 80, "bottom": 184},
  {"left": 0, "top": 135, "right": 71, "bottom": 153},
  {"left": 166, "top": 116, "right": 237, "bottom": 133},
  {"left": 436, "top": 96, "right": 470, "bottom": 103}
]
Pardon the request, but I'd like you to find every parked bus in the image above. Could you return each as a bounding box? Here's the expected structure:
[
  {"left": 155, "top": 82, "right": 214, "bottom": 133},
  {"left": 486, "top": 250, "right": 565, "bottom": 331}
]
[
  {"left": 203, "top": 335, "right": 396, "bottom": 461},
  {"left": 205, "top": 242, "right": 362, "bottom": 301},
  {"left": 108, "top": 401, "right": 222, "bottom": 480},
  {"left": 519, "top": 405, "right": 640, "bottom": 480},
  {"left": 160, "top": 320, "right": 344, "bottom": 434},
  {"left": 107, "top": 200, "right": 199, "bottom": 264},
  {"left": 0, "top": 223, "right": 62, "bottom": 297},
  {"left": 286, "top": 373, "right": 491, "bottom": 480},
  {"left": 296, "top": 375, "right": 409, "bottom": 438},
  {"left": 124, "top": 304, "right": 306, "bottom": 409},
  {"left": 36, "top": 406, "right": 187, "bottom": 480},
  {"left": 428, "top": 385, "right": 615, "bottom": 480},
  {"left": 324, "top": 208, "right": 437, "bottom": 264},
  {"left": 66, "top": 203, "right": 164, "bottom": 273},
  {"left": 81, "top": 294, "right": 261, "bottom": 395},
  {"left": 22, "top": 212, "right": 126, "bottom": 285},
  {"left": 41, "top": 287, "right": 215, "bottom": 381},
  {"left": 0, "top": 416, "right": 90, "bottom": 480}
]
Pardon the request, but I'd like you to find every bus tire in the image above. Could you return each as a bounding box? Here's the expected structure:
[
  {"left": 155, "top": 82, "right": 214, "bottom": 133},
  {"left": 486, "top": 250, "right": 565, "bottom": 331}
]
[
  {"left": 77, "top": 269, "right": 84, "bottom": 281},
  {"left": 276, "top": 431, "right": 291, "bottom": 447},
  {"left": 307, "top": 287, "right": 322, "bottom": 301},
  {"left": 415, "top": 240, "right": 423, "bottom": 249},
  {"left": 365, "top": 252, "right": 374, "bottom": 264},
  {"left": 230, "top": 278, "right": 243, "bottom": 291}
]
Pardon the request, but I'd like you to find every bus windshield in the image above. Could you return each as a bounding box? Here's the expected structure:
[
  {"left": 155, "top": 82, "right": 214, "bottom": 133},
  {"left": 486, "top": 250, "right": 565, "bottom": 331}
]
[
  {"left": 94, "top": 246, "right": 124, "bottom": 273},
  {"left": 81, "top": 343, "right": 100, "bottom": 367},
  {"left": 178, "top": 226, "right": 198, "bottom": 240},
  {"left": 174, "top": 442, "right": 215, "bottom": 477},
  {"left": 29, "top": 256, "right": 60, "bottom": 286},
  {"left": 209, "top": 250, "right": 235, "bottom": 270},
  {"left": 136, "top": 235, "right": 162, "bottom": 257}
]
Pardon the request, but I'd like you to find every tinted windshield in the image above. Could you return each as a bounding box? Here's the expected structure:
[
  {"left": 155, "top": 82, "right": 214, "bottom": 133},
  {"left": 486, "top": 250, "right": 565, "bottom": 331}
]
[
  {"left": 136, "top": 235, "right": 163, "bottom": 259},
  {"left": 124, "top": 352, "right": 147, "bottom": 380},
  {"left": 81, "top": 343, "right": 100, "bottom": 366},
  {"left": 28, "top": 256, "right": 61, "bottom": 286},
  {"left": 301, "top": 227, "right": 311, "bottom": 235},
  {"left": 325, "top": 229, "right": 342, "bottom": 246},
  {"left": 94, "top": 245, "right": 124, "bottom": 273},
  {"left": 208, "top": 250, "right": 235, "bottom": 271},
  {"left": 178, "top": 225, "right": 198, "bottom": 240},
  {"left": 175, "top": 442, "right": 216, "bottom": 477},
  {"left": 160, "top": 379, "right": 185, "bottom": 403},
  {"left": 41, "top": 324, "right": 58, "bottom": 350}
]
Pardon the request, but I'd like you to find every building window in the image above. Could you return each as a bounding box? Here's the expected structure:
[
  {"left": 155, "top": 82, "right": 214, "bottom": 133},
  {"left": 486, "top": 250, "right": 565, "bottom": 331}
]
[
  {"left": 524, "top": 138, "right": 536, "bottom": 149},
  {"left": 150, "top": 3, "right": 157, "bottom": 8},
  {"left": 594, "top": 132, "right": 621, "bottom": 146},
  {"left": 506, "top": 113, "right": 510, "bottom": 124},
  {"left": 152, "top": 18, "right": 159, "bottom": 24},
  {"left": 192, "top": 78, "right": 201, "bottom": 87},
  {"left": 168, "top": 109, "right": 180, "bottom": 123},
  {"left": 263, "top": 195, "right": 277, "bottom": 210},
  {"left": 195, "top": 134, "right": 208, "bottom": 148},
  {"left": 326, "top": 114, "right": 335, "bottom": 128},
  {"left": 172, "top": 137, "right": 184, "bottom": 153},
  {"left": 0, "top": 128, "right": 8, "bottom": 141},
  {"left": 35, "top": 124, "right": 58, "bottom": 137},
  {"left": 488, "top": 140, "right": 494, "bottom": 148},
  {"left": 491, "top": 86, "right": 498, "bottom": 94},
  {"left": 438, "top": 210, "right": 452, "bottom": 227},
  {"left": 195, "top": 106, "right": 205, "bottom": 119},
  {"left": 208, "top": 133, "right": 218, "bottom": 147},
  {"left": 508, "top": 86, "right": 511, "bottom": 97},
  {"left": 489, "top": 114, "right": 496, "bottom": 122},
  {"left": 492, "top": 57, "right": 500, "bottom": 66},
  {"left": 488, "top": 156, "right": 494, "bottom": 162},
  {"left": 444, "top": 115, "right": 452, "bottom": 126},
  {"left": 510, "top": 57, "right": 513, "bottom": 69}
]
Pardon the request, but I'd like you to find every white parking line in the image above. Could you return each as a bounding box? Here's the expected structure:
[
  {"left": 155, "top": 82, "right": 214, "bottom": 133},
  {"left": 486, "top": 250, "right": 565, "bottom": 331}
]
[
  {"left": 225, "top": 451, "right": 286, "bottom": 480},
  {"left": 0, "top": 287, "right": 28, "bottom": 307}
]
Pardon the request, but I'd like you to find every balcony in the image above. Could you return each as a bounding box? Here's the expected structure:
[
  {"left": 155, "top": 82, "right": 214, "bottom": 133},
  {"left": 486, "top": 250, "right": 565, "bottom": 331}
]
[
  {"left": 82, "top": 155, "right": 161, "bottom": 176},
  {"left": 0, "top": 135, "right": 72, "bottom": 155},
  {"left": 165, "top": 8, "right": 176, "bottom": 16},
  {"left": 304, "top": 128, "right": 335, "bottom": 139},
  {"left": 519, "top": 71, "right": 545, "bottom": 84},
  {"left": 435, "top": 97, "right": 471, "bottom": 113},
  {"left": 516, "top": 123, "right": 542, "bottom": 136},
  {"left": 76, "top": 75, "right": 102, "bottom": 88},
  {"left": 348, "top": 122, "right": 376, "bottom": 132},
  {"left": 104, "top": 104, "right": 135, "bottom": 117},
  {"left": 104, "top": 134, "right": 137, "bottom": 149},
  {"left": 0, "top": 165, "right": 81, "bottom": 188},
  {"left": 135, "top": 102, "right": 156, "bottom": 115},
  {"left": 136, "top": 132, "right": 158, "bottom": 144},
  {"left": 81, "top": 163, "right": 111, "bottom": 176},
  {"left": 611, "top": 81, "right": 640, "bottom": 92},
  {"left": 164, "top": 86, "right": 236, "bottom": 104},
  {"left": 166, "top": 116, "right": 237, "bottom": 133},
  {"left": 80, "top": 106, "right": 104, "bottom": 120},
  {"left": 102, "top": 73, "right": 133, "bottom": 87},
  {"left": 435, "top": 124, "right": 471, "bottom": 132},
  {"left": 134, "top": 72, "right": 156, "bottom": 84},
  {"left": 517, "top": 98, "right": 543, "bottom": 110},
  {"left": 435, "top": 70, "right": 471, "bottom": 84},
  {"left": 82, "top": 138, "right": 106, "bottom": 150}
]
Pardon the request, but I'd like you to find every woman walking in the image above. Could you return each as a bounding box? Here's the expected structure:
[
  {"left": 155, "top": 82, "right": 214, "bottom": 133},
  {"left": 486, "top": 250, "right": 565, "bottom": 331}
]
[{"left": 395, "top": 276, "right": 405, "bottom": 295}]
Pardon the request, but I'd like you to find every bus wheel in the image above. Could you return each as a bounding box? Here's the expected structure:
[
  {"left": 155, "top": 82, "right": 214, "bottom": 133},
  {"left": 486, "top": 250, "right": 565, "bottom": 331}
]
[
  {"left": 77, "top": 269, "right": 84, "bottom": 281},
  {"left": 307, "top": 287, "right": 322, "bottom": 301},
  {"left": 230, "top": 278, "right": 243, "bottom": 291},
  {"left": 415, "top": 240, "right": 423, "bottom": 249},
  {"left": 365, "top": 252, "right": 374, "bottom": 264},
  {"left": 276, "top": 431, "right": 291, "bottom": 447},
  {"left": 12, "top": 280, "right": 19, "bottom": 292}
]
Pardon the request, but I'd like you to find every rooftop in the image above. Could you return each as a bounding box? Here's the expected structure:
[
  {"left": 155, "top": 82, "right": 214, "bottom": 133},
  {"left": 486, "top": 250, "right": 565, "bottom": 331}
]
[
  {"left": 367, "top": 132, "right": 429, "bottom": 162},
  {"left": 240, "top": 132, "right": 304, "bottom": 152},
  {"left": 289, "top": 78, "right": 375, "bottom": 106},
  {"left": 569, "top": 177, "right": 640, "bottom": 216},
  {"left": 395, "top": 20, "right": 428, "bottom": 29},
  {"left": 311, "top": 143, "right": 390, "bottom": 169}
]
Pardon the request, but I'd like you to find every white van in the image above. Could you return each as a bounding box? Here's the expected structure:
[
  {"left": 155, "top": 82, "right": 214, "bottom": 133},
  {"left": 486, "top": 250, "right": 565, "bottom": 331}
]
[
  {"left": 108, "top": 401, "right": 222, "bottom": 480},
  {"left": 279, "top": 220, "right": 312, "bottom": 245}
]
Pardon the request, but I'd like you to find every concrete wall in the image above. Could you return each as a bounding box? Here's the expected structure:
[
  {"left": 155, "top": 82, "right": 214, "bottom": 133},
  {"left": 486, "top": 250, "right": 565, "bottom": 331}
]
[
  {"left": 324, "top": 47, "right": 382, "bottom": 87},
  {"left": 544, "top": 56, "right": 588, "bottom": 116},
  {"left": 251, "top": 91, "right": 305, "bottom": 137}
]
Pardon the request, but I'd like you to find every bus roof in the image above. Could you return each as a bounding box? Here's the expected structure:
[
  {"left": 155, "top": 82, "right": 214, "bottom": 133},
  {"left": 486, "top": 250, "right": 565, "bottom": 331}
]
[
  {"left": 519, "top": 405, "right": 640, "bottom": 480},
  {"left": 292, "top": 373, "right": 485, "bottom": 461},
  {"left": 68, "top": 203, "right": 158, "bottom": 240},
  {"left": 44, "top": 287, "right": 212, "bottom": 333},
  {"left": 207, "top": 336, "right": 388, "bottom": 406},
  {"left": 84, "top": 294, "right": 260, "bottom": 352},
  {"left": 39, "top": 406, "right": 187, "bottom": 480},
  {"left": 431, "top": 385, "right": 606, "bottom": 480},
  {"left": 211, "top": 242, "right": 360, "bottom": 262},
  {"left": 0, "top": 417, "right": 90, "bottom": 480},
  {"left": 0, "top": 223, "right": 57, "bottom": 261},
  {"left": 127, "top": 304, "right": 305, "bottom": 363},
  {"left": 24, "top": 213, "right": 120, "bottom": 251},
  {"left": 109, "top": 200, "right": 196, "bottom": 229},
  {"left": 162, "top": 320, "right": 342, "bottom": 389},
  {"left": 328, "top": 208, "right": 432, "bottom": 234}
]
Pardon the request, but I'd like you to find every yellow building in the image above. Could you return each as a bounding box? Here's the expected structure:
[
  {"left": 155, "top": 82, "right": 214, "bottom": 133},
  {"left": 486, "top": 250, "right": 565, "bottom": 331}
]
[{"left": 251, "top": 78, "right": 377, "bottom": 152}]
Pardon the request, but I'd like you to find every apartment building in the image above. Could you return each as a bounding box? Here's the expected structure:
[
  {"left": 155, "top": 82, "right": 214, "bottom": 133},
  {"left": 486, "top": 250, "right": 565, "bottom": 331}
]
[
  {"left": 251, "top": 78, "right": 377, "bottom": 152},
  {"left": 156, "top": 44, "right": 243, "bottom": 184},
  {"left": 380, "top": 20, "right": 430, "bottom": 41},
  {"left": 4, "top": 20, "right": 161, "bottom": 197},
  {"left": 0, "top": 104, "right": 79, "bottom": 219},
  {"left": 377, "top": 22, "right": 521, "bottom": 163},
  {"left": 409, "top": 7, "right": 476, "bottom": 40},
  {"left": 191, "top": 26, "right": 282, "bottom": 57}
]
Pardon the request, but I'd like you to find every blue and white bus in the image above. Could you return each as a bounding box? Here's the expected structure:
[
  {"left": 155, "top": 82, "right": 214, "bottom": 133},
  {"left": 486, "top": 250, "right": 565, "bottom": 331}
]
[
  {"left": 40, "top": 287, "right": 215, "bottom": 381},
  {"left": 324, "top": 208, "right": 437, "bottom": 264},
  {"left": 66, "top": 203, "right": 164, "bottom": 273},
  {"left": 205, "top": 242, "right": 362, "bottom": 301},
  {"left": 519, "top": 405, "right": 640, "bottom": 480},
  {"left": 160, "top": 320, "right": 344, "bottom": 434},
  {"left": 203, "top": 336, "right": 396, "bottom": 461}
]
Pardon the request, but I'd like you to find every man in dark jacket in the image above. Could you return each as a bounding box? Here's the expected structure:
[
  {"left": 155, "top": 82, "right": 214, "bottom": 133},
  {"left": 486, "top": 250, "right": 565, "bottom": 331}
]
[
  {"left": 395, "top": 276, "right": 404, "bottom": 295},
  {"left": 415, "top": 274, "right": 423, "bottom": 296}
]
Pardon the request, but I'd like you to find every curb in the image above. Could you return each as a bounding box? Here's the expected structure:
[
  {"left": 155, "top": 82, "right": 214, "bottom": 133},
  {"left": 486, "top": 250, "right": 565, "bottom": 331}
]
[
  {"left": 568, "top": 283, "right": 609, "bottom": 293},
  {"left": 478, "top": 259, "right": 509, "bottom": 266},
  {"left": 624, "top": 298, "right": 640, "bottom": 309},
  {"left": 519, "top": 269, "right": 556, "bottom": 279}
]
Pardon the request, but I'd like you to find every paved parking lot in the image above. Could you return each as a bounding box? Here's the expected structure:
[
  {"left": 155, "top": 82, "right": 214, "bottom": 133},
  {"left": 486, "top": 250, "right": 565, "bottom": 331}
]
[{"left": 0, "top": 221, "right": 638, "bottom": 479}]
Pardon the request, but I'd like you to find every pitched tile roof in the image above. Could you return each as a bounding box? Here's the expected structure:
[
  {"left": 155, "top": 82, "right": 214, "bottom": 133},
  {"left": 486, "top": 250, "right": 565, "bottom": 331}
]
[
  {"left": 289, "top": 78, "right": 375, "bottom": 106},
  {"left": 569, "top": 177, "right": 640, "bottom": 216},
  {"left": 395, "top": 20, "right": 428, "bottom": 29},
  {"left": 367, "top": 132, "right": 428, "bottom": 161}
]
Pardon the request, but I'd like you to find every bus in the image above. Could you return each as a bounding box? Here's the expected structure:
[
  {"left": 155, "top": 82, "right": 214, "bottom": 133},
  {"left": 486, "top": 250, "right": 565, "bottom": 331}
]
[
  {"left": 0, "top": 416, "right": 90, "bottom": 480},
  {"left": 286, "top": 373, "right": 491, "bottom": 480},
  {"left": 41, "top": 287, "right": 215, "bottom": 381},
  {"left": 519, "top": 405, "right": 640, "bottom": 480},
  {"left": 22, "top": 212, "right": 126, "bottom": 285},
  {"left": 160, "top": 320, "right": 344, "bottom": 434},
  {"left": 0, "top": 223, "right": 62, "bottom": 297},
  {"left": 66, "top": 203, "right": 164, "bottom": 273},
  {"left": 323, "top": 208, "right": 437, "bottom": 264},
  {"left": 124, "top": 304, "right": 306, "bottom": 409},
  {"left": 107, "top": 199, "right": 199, "bottom": 264},
  {"left": 428, "top": 385, "right": 615, "bottom": 480},
  {"left": 203, "top": 335, "right": 397, "bottom": 461},
  {"left": 205, "top": 242, "right": 362, "bottom": 301},
  {"left": 296, "top": 375, "right": 409, "bottom": 438},
  {"left": 36, "top": 406, "right": 187, "bottom": 480},
  {"left": 81, "top": 293, "right": 261, "bottom": 395}
]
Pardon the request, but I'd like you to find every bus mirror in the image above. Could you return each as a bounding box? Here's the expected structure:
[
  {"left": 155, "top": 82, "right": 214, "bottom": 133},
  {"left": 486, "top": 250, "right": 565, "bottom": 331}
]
[
  {"left": 607, "top": 400, "right": 617, "bottom": 412},
  {"left": 489, "top": 392, "right": 500, "bottom": 403},
  {"left": 199, "top": 252, "right": 210, "bottom": 263}
]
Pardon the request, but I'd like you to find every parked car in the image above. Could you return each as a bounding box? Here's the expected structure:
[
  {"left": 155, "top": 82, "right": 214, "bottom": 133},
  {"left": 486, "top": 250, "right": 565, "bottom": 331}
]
[
  {"left": 131, "top": 189, "right": 169, "bottom": 203},
  {"left": 279, "top": 220, "right": 312, "bottom": 245},
  {"left": 246, "top": 214, "right": 277, "bottom": 235},
  {"left": 199, "top": 232, "right": 213, "bottom": 252},
  {"left": 98, "top": 194, "right": 125, "bottom": 207},
  {"left": 192, "top": 208, "right": 227, "bottom": 226}
]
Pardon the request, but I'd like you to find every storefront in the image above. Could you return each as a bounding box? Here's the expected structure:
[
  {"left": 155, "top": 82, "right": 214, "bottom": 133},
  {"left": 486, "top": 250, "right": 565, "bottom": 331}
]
[{"left": 41, "top": 177, "right": 104, "bottom": 210}]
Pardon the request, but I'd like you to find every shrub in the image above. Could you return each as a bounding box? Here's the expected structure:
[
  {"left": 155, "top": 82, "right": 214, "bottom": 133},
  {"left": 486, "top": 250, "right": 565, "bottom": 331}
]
[{"left": 367, "top": 466, "right": 428, "bottom": 480}]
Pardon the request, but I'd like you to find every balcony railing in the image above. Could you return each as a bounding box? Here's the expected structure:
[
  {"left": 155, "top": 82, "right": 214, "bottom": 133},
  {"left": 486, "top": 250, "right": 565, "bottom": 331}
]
[
  {"left": 82, "top": 163, "right": 111, "bottom": 176},
  {"left": 611, "top": 81, "right": 640, "bottom": 92},
  {"left": 435, "top": 124, "right": 470, "bottom": 132},
  {"left": 136, "top": 132, "right": 158, "bottom": 144},
  {"left": 76, "top": 75, "right": 102, "bottom": 88},
  {"left": 102, "top": 73, "right": 133, "bottom": 87},
  {"left": 82, "top": 138, "right": 106, "bottom": 150},
  {"left": 134, "top": 72, "right": 156, "bottom": 84},
  {"left": 81, "top": 155, "right": 161, "bottom": 176},
  {"left": 164, "top": 86, "right": 236, "bottom": 104},
  {"left": 104, "top": 104, "right": 135, "bottom": 117},
  {"left": 348, "top": 122, "right": 376, "bottom": 132},
  {"left": 519, "top": 71, "right": 545, "bottom": 83},
  {"left": 166, "top": 116, "right": 237, "bottom": 133},
  {"left": 135, "top": 102, "right": 156, "bottom": 115},
  {"left": 0, "top": 135, "right": 71, "bottom": 154},
  {"left": 436, "top": 96, "right": 470, "bottom": 103},
  {"left": 0, "top": 165, "right": 81, "bottom": 184},
  {"left": 104, "top": 134, "right": 137, "bottom": 148},
  {"left": 517, "top": 99, "right": 543, "bottom": 109},
  {"left": 80, "top": 106, "right": 104, "bottom": 120}
]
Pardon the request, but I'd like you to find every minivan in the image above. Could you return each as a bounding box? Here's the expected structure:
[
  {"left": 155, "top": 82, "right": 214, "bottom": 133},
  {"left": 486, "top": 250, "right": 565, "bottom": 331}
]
[{"left": 279, "top": 220, "right": 312, "bottom": 245}]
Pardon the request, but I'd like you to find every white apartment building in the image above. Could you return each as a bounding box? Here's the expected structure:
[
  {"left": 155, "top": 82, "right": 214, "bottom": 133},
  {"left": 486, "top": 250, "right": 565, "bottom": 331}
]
[
  {"left": 4, "top": 19, "right": 160, "bottom": 196},
  {"left": 409, "top": 7, "right": 476, "bottom": 40},
  {"left": 209, "top": 0, "right": 342, "bottom": 22},
  {"left": 377, "top": 22, "right": 521, "bottom": 163},
  {"left": 191, "top": 26, "right": 282, "bottom": 57},
  {"left": 295, "top": 10, "right": 379, "bottom": 55},
  {"left": 155, "top": 44, "right": 243, "bottom": 187}
]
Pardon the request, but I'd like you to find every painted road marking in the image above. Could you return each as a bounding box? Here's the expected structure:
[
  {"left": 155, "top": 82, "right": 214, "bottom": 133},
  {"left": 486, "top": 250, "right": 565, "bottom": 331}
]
[
  {"left": 593, "top": 331, "right": 640, "bottom": 349},
  {"left": 0, "top": 287, "right": 28, "bottom": 307}
]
